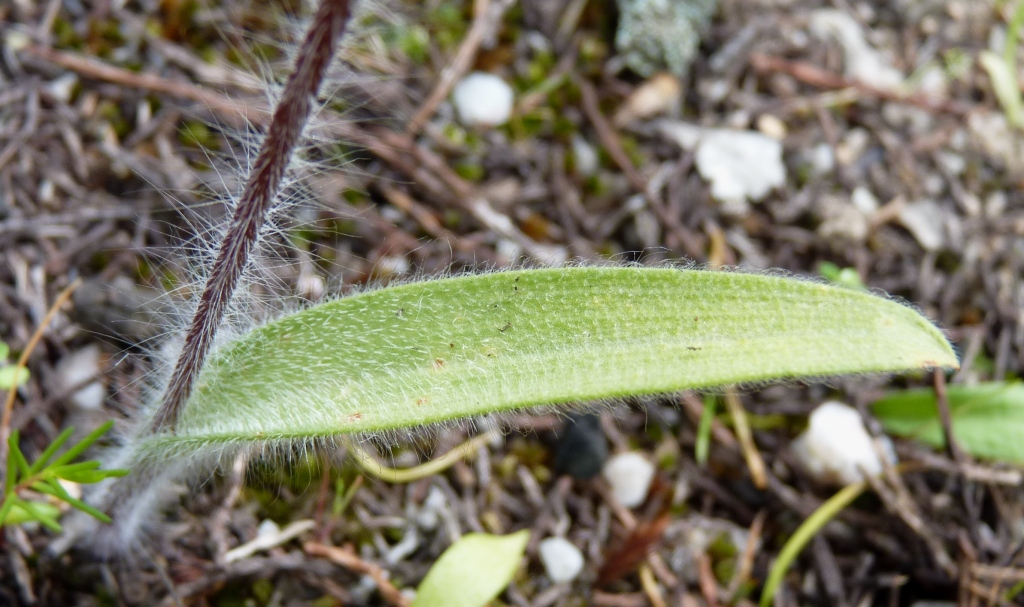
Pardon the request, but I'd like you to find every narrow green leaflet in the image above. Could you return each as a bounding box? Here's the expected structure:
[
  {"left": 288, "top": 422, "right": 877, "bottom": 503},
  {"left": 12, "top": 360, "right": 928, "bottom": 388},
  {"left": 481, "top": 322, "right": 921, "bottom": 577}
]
[
  {"left": 873, "top": 381, "right": 1024, "bottom": 463},
  {"left": 412, "top": 530, "right": 529, "bottom": 607},
  {"left": 146, "top": 268, "right": 956, "bottom": 452}
]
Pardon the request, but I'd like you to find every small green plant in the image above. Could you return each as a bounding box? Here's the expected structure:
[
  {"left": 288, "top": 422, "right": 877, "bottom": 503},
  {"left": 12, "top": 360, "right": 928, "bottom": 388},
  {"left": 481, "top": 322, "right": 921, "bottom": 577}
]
[
  {"left": 0, "top": 342, "right": 30, "bottom": 390},
  {"left": 873, "top": 381, "right": 1024, "bottom": 462},
  {"left": 72, "top": 0, "right": 958, "bottom": 559},
  {"left": 1, "top": 421, "right": 127, "bottom": 531},
  {"left": 980, "top": 1, "right": 1024, "bottom": 128}
]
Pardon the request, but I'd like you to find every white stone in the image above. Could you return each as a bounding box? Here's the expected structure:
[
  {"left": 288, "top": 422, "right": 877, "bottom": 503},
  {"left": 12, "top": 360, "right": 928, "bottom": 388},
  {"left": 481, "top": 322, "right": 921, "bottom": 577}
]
[
  {"left": 452, "top": 72, "right": 514, "bottom": 128},
  {"left": 695, "top": 129, "right": 785, "bottom": 204},
  {"left": 851, "top": 186, "right": 879, "bottom": 214},
  {"left": 572, "top": 135, "right": 599, "bottom": 177},
  {"left": 56, "top": 345, "right": 105, "bottom": 410},
  {"left": 603, "top": 452, "right": 655, "bottom": 507},
  {"left": 538, "top": 537, "right": 585, "bottom": 583},
  {"left": 809, "top": 143, "right": 835, "bottom": 175},
  {"left": 791, "top": 401, "right": 894, "bottom": 486},
  {"left": 899, "top": 199, "right": 946, "bottom": 251},
  {"left": 809, "top": 10, "right": 903, "bottom": 90},
  {"left": 45, "top": 73, "right": 78, "bottom": 104}
]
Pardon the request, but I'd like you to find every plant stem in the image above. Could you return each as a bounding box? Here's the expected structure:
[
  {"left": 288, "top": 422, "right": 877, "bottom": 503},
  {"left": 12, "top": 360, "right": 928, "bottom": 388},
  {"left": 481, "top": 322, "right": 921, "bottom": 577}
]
[
  {"left": 150, "top": 0, "right": 352, "bottom": 432},
  {"left": 0, "top": 278, "right": 82, "bottom": 479},
  {"left": 759, "top": 480, "right": 868, "bottom": 607}
]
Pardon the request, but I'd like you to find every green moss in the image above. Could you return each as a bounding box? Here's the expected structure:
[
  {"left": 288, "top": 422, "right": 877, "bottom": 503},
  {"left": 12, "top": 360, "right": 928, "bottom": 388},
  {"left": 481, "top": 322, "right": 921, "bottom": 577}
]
[{"left": 454, "top": 160, "right": 485, "bottom": 182}]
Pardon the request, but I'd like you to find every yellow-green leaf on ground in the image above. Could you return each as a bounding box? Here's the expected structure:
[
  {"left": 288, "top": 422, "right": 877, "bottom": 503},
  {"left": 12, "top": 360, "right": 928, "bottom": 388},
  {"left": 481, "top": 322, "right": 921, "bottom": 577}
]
[{"left": 412, "top": 530, "right": 529, "bottom": 607}]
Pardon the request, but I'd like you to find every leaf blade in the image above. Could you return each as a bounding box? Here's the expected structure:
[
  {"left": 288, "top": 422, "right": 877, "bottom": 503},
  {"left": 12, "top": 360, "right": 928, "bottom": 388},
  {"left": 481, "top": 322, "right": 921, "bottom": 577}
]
[
  {"left": 157, "top": 268, "right": 956, "bottom": 448},
  {"left": 412, "top": 530, "right": 529, "bottom": 607},
  {"left": 873, "top": 381, "right": 1024, "bottom": 463}
]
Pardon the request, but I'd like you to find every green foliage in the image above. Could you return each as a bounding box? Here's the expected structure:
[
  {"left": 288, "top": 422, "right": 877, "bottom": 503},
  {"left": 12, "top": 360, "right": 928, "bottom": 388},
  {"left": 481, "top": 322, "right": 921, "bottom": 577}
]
[
  {"left": 817, "top": 261, "right": 865, "bottom": 290},
  {"left": 1, "top": 421, "right": 128, "bottom": 531},
  {"left": 141, "top": 267, "right": 956, "bottom": 455},
  {"left": 873, "top": 381, "right": 1024, "bottom": 463},
  {"left": 0, "top": 342, "right": 29, "bottom": 390},
  {"left": 412, "top": 530, "right": 529, "bottom": 607},
  {"left": 980, "top": 1, "right": 1024, "bottom": 128}
]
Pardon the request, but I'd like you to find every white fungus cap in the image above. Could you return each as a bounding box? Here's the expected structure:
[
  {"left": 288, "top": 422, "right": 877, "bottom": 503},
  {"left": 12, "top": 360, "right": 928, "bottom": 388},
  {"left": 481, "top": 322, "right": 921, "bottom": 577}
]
[
  {"left": 538, "top": 537, "right": 585, "bottom": 583},
  {"left": 452, "top": 72, "right": 514, "bottom": 128},
  {"left": 602, "top": 452, "right": 655, "bottom": 508},
  {"left": 791, "top": 401, "right": 896, "bottom": 486}
]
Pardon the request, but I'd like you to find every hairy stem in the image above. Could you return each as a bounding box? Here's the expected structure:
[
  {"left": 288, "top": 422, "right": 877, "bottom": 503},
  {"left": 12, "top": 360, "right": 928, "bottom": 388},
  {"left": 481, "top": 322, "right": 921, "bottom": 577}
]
[{"left": 150, "top": 0, "right": 352, "bottom": 432}]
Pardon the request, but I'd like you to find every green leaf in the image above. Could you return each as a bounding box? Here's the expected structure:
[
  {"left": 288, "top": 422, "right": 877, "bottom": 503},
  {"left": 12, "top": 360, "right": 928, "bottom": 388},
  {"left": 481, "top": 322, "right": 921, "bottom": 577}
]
[
  {"left": 9, "top": 433, "right": 30, "bottom": 480},
  {"left": 0, "top": 342, "right": 8, "bottom": 360},
  {"left": 412, "top": 530, "right": 529, "bottom": 607},
  {"left": 873, "top": 381, "right": 1024, "bottom": 463},
  {"left": 148, "top": 268, "right": 955, "bottom": 452},
  {"left": 50, "top": 421, "right": 116, "bottom": 468},
  {"left": 14, "top": 499, "right": 63, "bottom": 531},
  {"left": 0, "top": 365, "right": 29, "bottom": 390},
  {"left": 980, "top": 51, "right": 1023, "bottom": 129},
  {"left": 28, "top": 427, "right": 74, "bottom": 475}
]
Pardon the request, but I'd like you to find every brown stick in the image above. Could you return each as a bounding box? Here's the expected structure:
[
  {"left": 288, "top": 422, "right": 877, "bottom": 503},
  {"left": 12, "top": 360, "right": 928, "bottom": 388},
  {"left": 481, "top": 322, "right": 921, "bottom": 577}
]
[
  {"left": 304, "top": 542, "right": 410, "bottom": 607},
  {"left": 150, "top": 0, "right": 352, "bottom": 432},
  {"left": 575, "top": 77, "right": 704, "bottom": 259},
  {"left": 0, "top": 279, "right": 82, "bottom": 474},
  {"left": 748, "top": 53, "right": 974, "bottom": 116}
]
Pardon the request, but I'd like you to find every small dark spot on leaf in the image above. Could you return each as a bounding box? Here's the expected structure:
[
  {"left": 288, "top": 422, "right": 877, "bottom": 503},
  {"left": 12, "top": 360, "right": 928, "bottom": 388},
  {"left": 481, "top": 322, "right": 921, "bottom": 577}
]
[
  {"left": 416, "top": 397, "right": 430, "bottom": 406},
  {"left": 499, "top": 322, "right": 512, "bottom": 333},
  {"left": 395, "top": 307, "right": 405, "bottom": 317},
  {"left": 346, "top": 412, "right": 363, "bottom": 423},
  {"left": 687, "top": 346, "right": 701, "bottom": 351},
  {"left": 433, "top": 358, "right": 445, "bottom": 371}
]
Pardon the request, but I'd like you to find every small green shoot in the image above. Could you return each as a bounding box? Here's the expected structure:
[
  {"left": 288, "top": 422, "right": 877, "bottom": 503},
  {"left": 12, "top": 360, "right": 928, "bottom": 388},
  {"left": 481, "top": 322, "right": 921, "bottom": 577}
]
[
  {"left": 412, "top": 530, "right": 529, "bottom": 607},
  {"left": 873, "top": 381, "right": 1024, "bottom": 463},
  {"left": 980, "top": 1, "right": 1024, "bottom": 128},
  {"left": 817, "top": 262, "right": 865, "bottom": 290},
  {"left": 0, "top": 421, "right": 128, "bottom": 531},
  {"left": 695, "top": 395, "right": 716, "bottom": 466},
  {"left": 0, "top": 342, "right": 29, "bottom": 390},
  {"left": 759, "top": 480, "right": 868, "bottom": 607}
]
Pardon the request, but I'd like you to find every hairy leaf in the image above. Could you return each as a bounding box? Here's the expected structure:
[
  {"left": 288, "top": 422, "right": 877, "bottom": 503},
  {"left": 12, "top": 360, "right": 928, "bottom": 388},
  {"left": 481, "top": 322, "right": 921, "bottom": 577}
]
[
  {"left": 873, "top": 381, "right": 1024, "bottom": 463},
  {"left": 412, "top": 530, "right": 529, "bottom": 607},
  {"left": 148, "top": 268, "right": 956, "bottom": 451}
]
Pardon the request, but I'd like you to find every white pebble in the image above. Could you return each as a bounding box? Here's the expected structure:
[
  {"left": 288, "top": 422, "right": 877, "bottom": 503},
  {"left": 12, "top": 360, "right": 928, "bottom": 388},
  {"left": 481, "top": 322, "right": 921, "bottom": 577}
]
[
  {"left": 538, "top": 537, "right": 585, "bottom": 583},
  {"left": 851, "top": 186, "right": 879, "bottom": 214},
  {"left": 791, "top": 401, "right": 894, "bottom": 486},
  {"left": 572, "top": 135, "right": 599, "bottom": 177},
  {"left": 695, "top": 129, "right": 786, "bottom": 204},
  {"left": 452, "top": 72, "right": 514, "bottom": 128},
  {"left": 899, "top": 199, "right": 946, "bottom": 251},
  {"left": 603, "top": 452, "right": 655, "bottom": 507}
]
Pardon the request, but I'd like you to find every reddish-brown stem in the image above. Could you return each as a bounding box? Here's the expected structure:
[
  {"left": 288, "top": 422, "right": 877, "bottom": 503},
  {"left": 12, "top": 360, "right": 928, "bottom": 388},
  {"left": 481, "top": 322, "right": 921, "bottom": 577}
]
[{"left": 150, "top": 0, "right": 352, "bottom": 433}]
